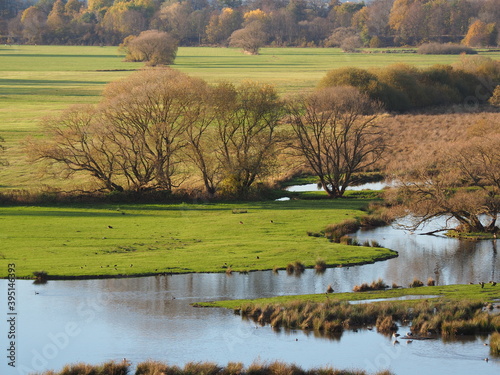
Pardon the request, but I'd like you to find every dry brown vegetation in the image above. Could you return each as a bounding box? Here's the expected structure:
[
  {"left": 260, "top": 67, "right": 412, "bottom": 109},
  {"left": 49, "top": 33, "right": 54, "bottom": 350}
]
[
  {"left": 34, "top": 360, "right": 394, "bottom": 375},
  {"left": 238, "top": 299, "right": 500, "bottom": 338}
]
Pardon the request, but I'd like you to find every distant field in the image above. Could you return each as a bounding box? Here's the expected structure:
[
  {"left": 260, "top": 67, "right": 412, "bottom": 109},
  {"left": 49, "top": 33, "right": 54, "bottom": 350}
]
[
  {"left": 0, "top": 199, "right": 396, "bottom": 278},
  {"left": 1, "top": 45, "right": 499, "bottom": 190}
]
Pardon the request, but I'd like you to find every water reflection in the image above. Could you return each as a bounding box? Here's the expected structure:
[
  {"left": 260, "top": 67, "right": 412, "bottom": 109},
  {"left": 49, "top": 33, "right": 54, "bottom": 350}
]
[{"left": 1, "top": 218, "right": 499, "bottom": 375}]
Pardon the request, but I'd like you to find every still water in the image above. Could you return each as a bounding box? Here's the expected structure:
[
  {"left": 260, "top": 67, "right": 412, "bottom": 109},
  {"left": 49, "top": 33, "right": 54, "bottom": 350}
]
[{"left": 1, "top": 187, "right": 499, "bottom": 374}]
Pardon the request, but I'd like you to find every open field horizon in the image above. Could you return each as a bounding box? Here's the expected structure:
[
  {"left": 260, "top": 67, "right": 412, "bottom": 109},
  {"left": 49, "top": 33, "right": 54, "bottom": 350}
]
[{"left": 1, "top": 45, "right": 500, "bottom": 191}]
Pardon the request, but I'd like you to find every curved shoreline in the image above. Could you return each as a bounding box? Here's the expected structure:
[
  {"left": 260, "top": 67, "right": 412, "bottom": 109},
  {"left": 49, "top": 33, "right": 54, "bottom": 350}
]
[{"left": 8, "top": 249, "right": 398, "bottom": 281}]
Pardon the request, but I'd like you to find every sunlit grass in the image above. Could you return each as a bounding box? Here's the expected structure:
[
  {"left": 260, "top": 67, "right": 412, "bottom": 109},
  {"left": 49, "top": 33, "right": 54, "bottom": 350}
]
[{"left": 0, "top": 199, "right": 397, "bottom": 278}]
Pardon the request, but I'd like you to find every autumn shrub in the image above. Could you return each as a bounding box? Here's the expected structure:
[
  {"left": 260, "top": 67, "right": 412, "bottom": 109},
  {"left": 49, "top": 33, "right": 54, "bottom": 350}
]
[{"left": 417, "top": 43, "right": 477, "bottom": 55}]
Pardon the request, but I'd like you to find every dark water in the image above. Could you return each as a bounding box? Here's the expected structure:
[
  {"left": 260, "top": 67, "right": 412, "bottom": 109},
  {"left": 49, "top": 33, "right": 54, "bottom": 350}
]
[{"left": 1, "top": 188, "right": 499, "bottom": 375}]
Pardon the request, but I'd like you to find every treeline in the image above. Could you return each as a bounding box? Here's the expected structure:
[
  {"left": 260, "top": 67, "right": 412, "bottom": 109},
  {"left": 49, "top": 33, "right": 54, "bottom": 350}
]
[
  {"left": 1, "top": 0, "right": 499, "bottom": 48},
  {"left": 24, "top": 58, "right": 500, "bottom": 200}
]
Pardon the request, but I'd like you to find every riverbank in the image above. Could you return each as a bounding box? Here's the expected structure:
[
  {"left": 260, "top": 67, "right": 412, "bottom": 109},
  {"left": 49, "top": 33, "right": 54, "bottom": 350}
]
[
  {"left": 196, "top": 284, "right": 500, "bottom": 309},
  {"left": 0, "top": 199, "right": 396, "bottom": 279},
  {"left": 196, "top": 284, "right": 500, "bottom": 339}
]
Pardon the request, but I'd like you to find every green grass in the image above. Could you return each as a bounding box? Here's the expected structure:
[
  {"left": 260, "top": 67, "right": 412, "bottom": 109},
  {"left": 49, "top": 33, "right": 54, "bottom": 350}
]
[
  {"left": 196, "top": 284, "right": 500, "bottom": 309},
  {"left": 1, "top": 45, "right": 499, "bottom": 191},
  {"left": 0, "top": 199, "right": 397, "bottom": 279}
]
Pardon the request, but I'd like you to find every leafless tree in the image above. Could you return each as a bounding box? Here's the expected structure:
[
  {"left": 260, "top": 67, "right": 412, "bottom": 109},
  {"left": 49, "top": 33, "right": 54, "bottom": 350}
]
[
  {"left": 27, "top": 105, "right": 124, "bottom": 192},
  {"left": 288, "top": 86, "right": 385, "bottom": 198},
  {"left": 212, "top": 81, "right": 285, "bottom": 198},
  {"left": 392, "top": 132, "right": 500, "bottom": 234},
  {"left": 229, "top": 21, "right": 267, "bottom": 55},
  {"left": 101, "top": 68, "right": 206, "bottom": 192}
]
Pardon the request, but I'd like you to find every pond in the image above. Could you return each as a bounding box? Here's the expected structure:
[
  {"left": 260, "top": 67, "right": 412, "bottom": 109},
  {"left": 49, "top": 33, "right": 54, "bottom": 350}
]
[{"left": 1, "top": 183, "right": 499, "bottom": 375}]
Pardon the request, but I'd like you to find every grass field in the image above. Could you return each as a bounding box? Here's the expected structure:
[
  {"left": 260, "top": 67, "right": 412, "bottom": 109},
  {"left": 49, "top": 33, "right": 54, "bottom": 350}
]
[
  {"left": 0, "top": 199, "right": 397, "bottom": 279},
  {"left": 1, "top": 45, "right": 500, "bottom": 190}
]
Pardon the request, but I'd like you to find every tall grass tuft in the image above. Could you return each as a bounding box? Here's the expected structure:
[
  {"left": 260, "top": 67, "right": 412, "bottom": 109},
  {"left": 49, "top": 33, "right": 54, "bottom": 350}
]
[
  {"left": 315, "top": 258, "right": 327, "bottom": 273},
  {"left": 33, "top": 270, "right": 48, "bottom": 283},
  {"left": 427, "top": 277, "right": 435, "bottom": 286},
  {"left": 353, "top": 279, "right": 387, "bottom": 292},
  {"left": 490, "top": 332, "right": 500, "bottom": 356},
  {"left": 325, "top": 219, "right": 360, "bottom": 242},
  {"left": 409, "top": 278, "right": 424, "bottom": 288},
  {"left": 376, "top": 315, "right": 397, "bottom": 333},
  {"left": 135, "top": 360, "right": 172, "bottom": 375}
]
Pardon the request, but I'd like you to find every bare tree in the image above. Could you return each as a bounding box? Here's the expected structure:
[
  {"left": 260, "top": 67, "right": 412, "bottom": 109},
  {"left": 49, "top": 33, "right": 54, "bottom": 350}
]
[
  {"left": 392, "top": 133, "right": 500, "bottom": 234},
  {"left": 29, "top": 69, "right": 209, "bottom": 193},
  {"left": 27, "top": 105, "right": 124, "bottom": 192},
  {"left": 288, "top": 86, "right": 385, "bottom": 198},
  {"left": 229, "top": 21, "right": 267, "bottom": 55},
  {"left": 101, "top": 68, "right": 207, "bottom": 192},
  {"left": 121, "top": 30, "right": 178, "bottom": 66},
  {"left": 213, "top": 81, "right": 285, "bottom": 199}
]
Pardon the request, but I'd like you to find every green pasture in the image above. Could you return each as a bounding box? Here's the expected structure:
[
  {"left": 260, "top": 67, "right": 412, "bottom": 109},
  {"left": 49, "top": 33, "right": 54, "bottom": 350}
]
[
  {"left": 0, "top": 199, "right": 396, "bottom": 279},
  {"left": 197, "top": 284, "right": 500, "bottom": 309},
  {"left": 1, "top": 45, "right": 499, "bottom": 190}
]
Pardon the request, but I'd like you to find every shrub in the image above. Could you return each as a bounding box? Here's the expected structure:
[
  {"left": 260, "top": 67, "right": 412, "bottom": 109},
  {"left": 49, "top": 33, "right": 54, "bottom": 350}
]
[
  {"left": 121, "top": 30, "right": 179, "bottom": 66},
  {"left": 417, "top": 43, "right": 477, "bottom": 55},
  {"left": 427, "top": 277, "right": 436, "bottom": 286}
]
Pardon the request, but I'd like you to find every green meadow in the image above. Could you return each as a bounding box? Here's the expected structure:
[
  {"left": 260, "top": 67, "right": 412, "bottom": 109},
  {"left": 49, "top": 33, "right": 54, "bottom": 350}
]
[
  {"left": 0, "top": 199, "right": 396, "bottom": 279},
  {"left": 1, "top": 46, "right": 499, "bottom": 280}
]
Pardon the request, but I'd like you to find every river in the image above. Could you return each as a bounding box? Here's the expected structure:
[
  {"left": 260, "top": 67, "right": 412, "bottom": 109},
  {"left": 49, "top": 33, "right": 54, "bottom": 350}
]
[{"left": 0, "top": 183, "right": 498, "bottom": 375}]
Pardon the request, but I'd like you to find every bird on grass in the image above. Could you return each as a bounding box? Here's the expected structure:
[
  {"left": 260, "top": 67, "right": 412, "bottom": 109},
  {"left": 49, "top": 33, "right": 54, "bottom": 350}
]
[
  {"left": 490, "top": 281, "right": 497, "bottom": 286},
  {"left": 107, "top": 225, "right": 113, "bottom": 229},
  {"left": 479, "top": 281, "right": 485, "bottom": 288}
]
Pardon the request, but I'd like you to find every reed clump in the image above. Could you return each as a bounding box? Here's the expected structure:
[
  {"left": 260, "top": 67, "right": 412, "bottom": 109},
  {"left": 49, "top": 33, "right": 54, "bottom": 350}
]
[
  {"left": 409, "top": 278, "right": 424, "bottom": 288},
  {"left": 325, "top": 219, "right": 360, "bottom": 242},
  {"left": 353, "top": 279, "right": 387, "bottom": 292},
  {"left": 314, "top": 258, "right": 327, "bottom": 273},
  {"left": 490, "top": 332, "right": 500, "bottom": 356},
  {"left": 35, "top": 360, "right": 396, "bottom": 375},
  {"left": 238, "top": 298, "right": 498, "bottom": 339}
]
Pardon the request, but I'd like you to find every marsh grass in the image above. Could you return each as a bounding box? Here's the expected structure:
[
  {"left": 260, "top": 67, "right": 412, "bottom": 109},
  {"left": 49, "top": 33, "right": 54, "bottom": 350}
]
[
  {"left": 238, "top": 298, "right": 498, "bottom": 338},
  {"left": 353, "top": 279, "right": 387, "bottom": 292},
  {"left": 325, "top": 219, "right": 360, "bottom": 242},
  {"left": 490, "top": 332, "right": 500, "bottom": 356},
  {"left": 314, "top": 258, "right": 327, "bottom": 273},
  {"left": 49, "top": 361, "right": 128, "bottom": 375}
]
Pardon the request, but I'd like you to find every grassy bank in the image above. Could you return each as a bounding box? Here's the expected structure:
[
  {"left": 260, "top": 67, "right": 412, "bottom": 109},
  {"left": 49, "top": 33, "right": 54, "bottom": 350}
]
[
  {"left": 34, "top": 360, "right": 394, "bottom": 375},
  {"left": 0, "top": 199, "right": 397, "bottom": 279},
  {"left": 197, "top": 284, "right": 500, "bottom": 309},
  {"left": 197, "top": 285, "right": 500, "bottom": 338}
]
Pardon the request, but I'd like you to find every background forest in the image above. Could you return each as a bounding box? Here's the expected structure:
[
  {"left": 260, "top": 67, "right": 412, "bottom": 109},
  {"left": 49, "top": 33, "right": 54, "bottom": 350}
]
[{"left": 0, "top": 0, "right": 499, "bottom": 48}]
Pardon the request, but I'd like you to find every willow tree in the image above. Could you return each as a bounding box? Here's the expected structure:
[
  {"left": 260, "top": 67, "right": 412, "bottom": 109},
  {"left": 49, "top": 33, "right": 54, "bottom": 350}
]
[
  {"left": 212, "top": 81, "right": 285, "bottom": 199},
  {"left": 288, "top": 86, "right": 385, "bottom": 198},
  {"left": 29, "top": 69, "right": 209, "bottom": 193}
]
